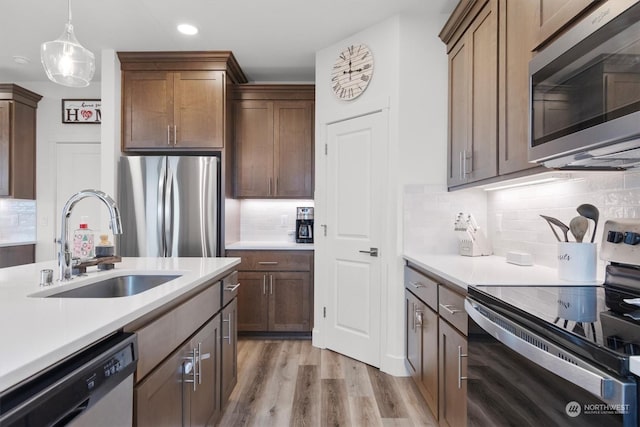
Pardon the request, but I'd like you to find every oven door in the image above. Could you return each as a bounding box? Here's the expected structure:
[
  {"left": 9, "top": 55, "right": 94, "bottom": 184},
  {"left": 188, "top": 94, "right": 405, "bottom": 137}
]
[{"left": 465, "top": 298, "right": 637, "bottom": 427}]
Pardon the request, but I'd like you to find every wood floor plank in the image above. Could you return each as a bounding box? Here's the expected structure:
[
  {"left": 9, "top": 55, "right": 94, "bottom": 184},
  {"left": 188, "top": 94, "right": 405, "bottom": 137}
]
[
  {"left": 290, "top": 365, "right": 321, "bottom": 426},
  {"left": 341, "top": 355, "right": 375, "bottom": 398},
  {"left": 320, "top": 348, "right": 344, "bottom": 379},
  {"left": 252, "top": 341, "right": 301, "bottom": 426},
  {"left": 219, "top": 339, "right": 435, "bottom": 427},
  {"left": 367, "top": 365, "right": 410, "bottom": 419},
  {"left": 349, "top": 396, "right": 383, "bottom": 427},
  {"left": 392, "top": 377, "right": 439, "bottom": 426},
  {"left": 321, "top": 378, "right": 351, "bottom": 426}
]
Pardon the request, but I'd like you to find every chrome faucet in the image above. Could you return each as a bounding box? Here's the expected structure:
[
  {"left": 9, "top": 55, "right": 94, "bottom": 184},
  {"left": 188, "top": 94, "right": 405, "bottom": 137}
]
[{"left": 58, "top": 189, "right": 123, "bottom": 281}]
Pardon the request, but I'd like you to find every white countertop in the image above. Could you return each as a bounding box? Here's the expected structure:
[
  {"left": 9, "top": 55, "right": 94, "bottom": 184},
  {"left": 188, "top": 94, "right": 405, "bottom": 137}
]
[
  {"left": 403, "top": 253, "right": 640, "bottom": 376},
  {"left": 226, "top": 241, "right": 314, "bottom": 251},
  {"left": 0, "top": 256, "right": 240, "bottom": 392},
  {"left": 0, "top": 241, "right": 36, "bottom": 248},
  {"left": 404, "top": 253, "right": 603, "bottom": 290}
]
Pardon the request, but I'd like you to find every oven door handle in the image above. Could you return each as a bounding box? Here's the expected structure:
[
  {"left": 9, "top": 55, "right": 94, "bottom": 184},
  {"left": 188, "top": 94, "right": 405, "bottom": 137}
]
[{"left": 465, "top": 298, "right": 633, "bottom": 404}]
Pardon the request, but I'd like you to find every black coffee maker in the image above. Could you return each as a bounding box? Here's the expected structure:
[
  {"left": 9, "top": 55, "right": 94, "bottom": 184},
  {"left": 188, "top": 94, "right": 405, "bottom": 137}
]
[{"left": 296, "top": 207, "right": 314, "bottom": 243}]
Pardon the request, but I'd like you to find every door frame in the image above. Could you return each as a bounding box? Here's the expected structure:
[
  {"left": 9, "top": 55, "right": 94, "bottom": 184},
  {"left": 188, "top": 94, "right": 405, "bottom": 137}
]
[{"left": 313, "top": 109, "right": 390, "bottom": 368}]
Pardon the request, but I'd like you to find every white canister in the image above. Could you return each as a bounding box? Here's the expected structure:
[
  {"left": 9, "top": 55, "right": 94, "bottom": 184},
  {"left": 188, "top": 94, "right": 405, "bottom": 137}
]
[{"left": 557, "top": 242, "right": 597, "bottom": 282}]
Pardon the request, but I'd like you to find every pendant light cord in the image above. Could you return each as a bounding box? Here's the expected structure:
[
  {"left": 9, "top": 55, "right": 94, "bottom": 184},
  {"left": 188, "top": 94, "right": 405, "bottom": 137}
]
[{"left": 67, "top": 0, "right": 72, "bottom": 25}]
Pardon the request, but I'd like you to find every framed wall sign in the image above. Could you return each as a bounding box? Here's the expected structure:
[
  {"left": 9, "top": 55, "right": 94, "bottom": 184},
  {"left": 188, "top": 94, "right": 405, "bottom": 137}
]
[{"left": 61, "top": 99, "right": 101, "bottom": 124}]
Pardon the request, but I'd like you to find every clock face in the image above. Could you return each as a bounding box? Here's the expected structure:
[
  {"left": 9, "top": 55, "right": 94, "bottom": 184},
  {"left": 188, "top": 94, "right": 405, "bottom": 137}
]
[{"left": 331, "top": 44, "right": 374, "bottom": 101}]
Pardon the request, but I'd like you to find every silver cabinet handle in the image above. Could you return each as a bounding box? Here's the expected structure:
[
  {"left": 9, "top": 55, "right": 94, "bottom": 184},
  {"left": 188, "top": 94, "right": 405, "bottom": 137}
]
[
  {"left": 196, "top": 342, "right": 202, "bottom": 385},
  {"left": 167, "top": 125, "right": 171, "bottom": 145},
  {"left": 225, "top": 283, "right": 241, "bottom": 292},
  {"left": 440, "top": 303, "right": 462, "bottom": 315},
  {"left": 183, "top": 347, "right": 198, "bottom": 391},
  {"left": 258, "top": 261, "right": 278, "bottom": 265},
  {"left": 359, "top": 247, "right": 378, "bottom": 257},
  {"left": 173, "top": 125, "right": 177, "bottom": 146},
  {"left": 409, "top": 281, "right": 425, "bottom": 289},
  {"left": 458, "top": 345, "right": 468, "bottom": 389},
  {"left": 262, "top": 275, "right": 266, "bottom": 295},
  {"left": 459, "top": 151, "right": 464, "bottom": 181},
  {"left": 269, "top": 274, "right": 273, "bottom": 295},
  {"left": 415, "top": 309, "right": 423, "bottom": 328},
  {"left": 223, "top": 313, "right": 233, "bottom": 344},
  {"left": 268, "top": 178, "right": 272, "bottom": 196}
]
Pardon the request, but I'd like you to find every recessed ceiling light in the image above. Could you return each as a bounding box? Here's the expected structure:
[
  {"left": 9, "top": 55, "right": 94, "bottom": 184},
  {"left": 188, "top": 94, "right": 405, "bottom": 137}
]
[
  {"left": 13, "top": 55, "right": 30, "bottom": 65},
  {"left": 177, "top": 24, "right": 198, "bottom": 35}
]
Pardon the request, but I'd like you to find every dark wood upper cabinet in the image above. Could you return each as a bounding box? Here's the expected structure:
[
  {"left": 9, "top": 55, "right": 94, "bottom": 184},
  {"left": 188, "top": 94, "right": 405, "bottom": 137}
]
[
  {"left": 532, "top": 0, "right": 601, "bottom": 50},
  {"left": 233, "top": 85, "right": 314, "bottom": 199},
  {"left": 0, "top": 84, "right": 41, "bottom": 199},
  {"left": 118, "top": 52, "right": 247, "bottom": 152}
]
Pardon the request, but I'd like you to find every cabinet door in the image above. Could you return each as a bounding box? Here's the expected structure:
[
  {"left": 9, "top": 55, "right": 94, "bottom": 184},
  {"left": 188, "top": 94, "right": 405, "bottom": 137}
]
[
  {"left": 420, "top": 302, "right": 439, "bottom": 419},
  {"left": 122, "top": 71, "right": 174, "bottom": 150},
  {"left": 439, "top": 319, "right": 467, "bottom": 427},
  {"left": 406, "top": 293, "right": 421, "bottom": 381},
  {"left": 174, "top": 71, "right": 225, "bottom": 149},
  {"left": 498, "top": 0, "right": 538, "bottom": 175},
  {"left": 134, "top": 339, "right": 189, "bottom": 427},
  {"left": 236, "top": 272, "right": 269, "bottom": 331},
  {"left": 0, "top": 101, "right": 10, "bottom": 196},
  {"left": 274, "top": 101, "right": 314, "bottom": 198},
  {"left": 189, "top": 314, "right": 222, "bottom": 427},
  {"left": 468, "top": 0, "right": 498, "bottom": 183},
  {"left": 234, "top": 100, "right": 274, "bottom": 197},
  {"left": 221, "top": 299, "right": 238, "bottom": 407},
  {"left": 447, "top": 38, "right": 469, "bottom": 187},
  {"left": 533, "top": 0, "right": 599, "bottom": 50},
  {"left": 269, "top": 272, "right": 312, "bottom": 332}
]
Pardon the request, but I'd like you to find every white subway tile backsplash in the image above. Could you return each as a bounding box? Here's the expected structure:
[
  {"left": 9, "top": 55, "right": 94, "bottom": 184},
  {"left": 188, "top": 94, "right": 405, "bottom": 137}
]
[
  {"left": 0, "top": 199, "right": 36, "bottom": 243},
  {"left": 404, "top": 170, "right": 640, "bottom": 270},
  {"left": 239, "top": 199, "right": 314, "bottom": 242}
]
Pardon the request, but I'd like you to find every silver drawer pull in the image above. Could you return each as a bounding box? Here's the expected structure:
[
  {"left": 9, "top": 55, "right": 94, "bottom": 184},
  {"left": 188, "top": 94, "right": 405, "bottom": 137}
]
[
  {"left": 458, "top": 345, "right": 468, "bottom": 389},
  {"left": 440, "top": 303, "right": 462, "bottom": 315},
  {"left": 409, "top": 281, "right": 425, "bottom": 289},
  {"left": 225, "top": 283, "right": 241, "bottom": 292},
  {"left": 258, "top": 261, "right": 278, "bottom": 265}
]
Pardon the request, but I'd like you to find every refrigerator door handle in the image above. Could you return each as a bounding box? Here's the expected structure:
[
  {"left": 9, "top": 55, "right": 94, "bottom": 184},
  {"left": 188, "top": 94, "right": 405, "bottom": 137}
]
[
  {"left": 201, "top": 159, "right": 214, "bottom": 257},
  {"left": 159, "top": 158, "right": 168, "bottom": 257},
  {"left": 164, "top": 160, "right": 174, "bottom": 256}
]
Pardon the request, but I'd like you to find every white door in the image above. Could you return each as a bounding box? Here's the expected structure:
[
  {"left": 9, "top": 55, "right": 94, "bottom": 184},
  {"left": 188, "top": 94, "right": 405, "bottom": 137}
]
[
  {"left": 324, "top": 111, "right": 387, "bottom": 367},
  {"left": 56, "top": 143, "right": 102, "bottom": 239}
]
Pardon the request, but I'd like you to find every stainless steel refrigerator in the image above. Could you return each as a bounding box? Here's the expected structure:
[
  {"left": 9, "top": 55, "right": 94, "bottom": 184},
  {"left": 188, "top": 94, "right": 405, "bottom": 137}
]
[{"left": 118, "top": 156, "right": 219, "bottom": 257}]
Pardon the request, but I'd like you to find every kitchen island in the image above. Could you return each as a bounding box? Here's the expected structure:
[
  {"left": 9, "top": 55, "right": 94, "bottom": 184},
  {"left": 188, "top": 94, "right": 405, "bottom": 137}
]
[{"left": 0, "top": 256, "right": 240, "bottom": 393}]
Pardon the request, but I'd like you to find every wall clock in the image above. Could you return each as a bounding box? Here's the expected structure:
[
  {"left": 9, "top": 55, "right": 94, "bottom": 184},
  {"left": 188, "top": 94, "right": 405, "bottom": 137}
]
[{"left": 331, "top": 43, "right": 374, "bottom": 101}]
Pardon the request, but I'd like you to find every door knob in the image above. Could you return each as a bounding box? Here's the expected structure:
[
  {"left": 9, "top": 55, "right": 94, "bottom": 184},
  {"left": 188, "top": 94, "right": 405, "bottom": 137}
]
[{"left": 359, "top": 247, "right": 378, "bottom": 257}]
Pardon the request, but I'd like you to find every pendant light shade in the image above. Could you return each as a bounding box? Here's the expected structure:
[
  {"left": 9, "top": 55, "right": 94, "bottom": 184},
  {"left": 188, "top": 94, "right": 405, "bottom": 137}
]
[{"left": 41, "top": 0, "right": 95, "bottom": 87}]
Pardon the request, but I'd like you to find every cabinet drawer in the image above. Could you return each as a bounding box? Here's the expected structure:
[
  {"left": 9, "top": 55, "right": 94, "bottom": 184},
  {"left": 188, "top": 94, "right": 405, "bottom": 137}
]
[
  {"left": 131, "top": 281, "right": 221, "bottom": 381},
  {"left": 404, "top": 266, "right": 438, "bottom": 311},
  {"left": 438, "top": 285, "right": 468, "bottom": 336},
  {"left": 226, "top": 250, "right": 312, "bottom": 271}
]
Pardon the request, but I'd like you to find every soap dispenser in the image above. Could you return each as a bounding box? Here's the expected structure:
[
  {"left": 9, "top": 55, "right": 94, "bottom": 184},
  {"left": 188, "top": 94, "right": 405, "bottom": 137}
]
[{"left": 72, "top": 216, "right": 95, "bottom": 259}]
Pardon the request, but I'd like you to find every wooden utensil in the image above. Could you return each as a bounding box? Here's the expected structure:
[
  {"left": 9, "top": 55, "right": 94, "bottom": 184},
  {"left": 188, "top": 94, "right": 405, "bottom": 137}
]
[
  {"left": 569, "top": 216, "right": 589, "bottom": 243},
  {"left": 577, "top": 204, "right": 599, "bottom": 243}
]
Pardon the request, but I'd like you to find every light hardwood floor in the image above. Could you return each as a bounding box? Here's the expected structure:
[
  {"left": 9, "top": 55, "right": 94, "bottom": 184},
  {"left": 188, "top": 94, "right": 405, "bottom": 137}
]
[{"left": 218, "top": 339, "right": 438, "bottom": 426}]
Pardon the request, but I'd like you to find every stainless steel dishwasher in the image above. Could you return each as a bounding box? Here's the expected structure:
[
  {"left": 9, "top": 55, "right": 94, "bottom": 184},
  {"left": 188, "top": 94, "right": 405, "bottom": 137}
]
[{"left": 0, "top": 332, "right": 137, "bottom": 427}]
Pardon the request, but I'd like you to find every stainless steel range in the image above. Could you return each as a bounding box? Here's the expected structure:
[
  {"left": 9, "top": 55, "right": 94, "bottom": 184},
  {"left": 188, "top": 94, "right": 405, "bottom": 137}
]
[{"left": 465, "top": 220, "right": 640, "bottom": 426}]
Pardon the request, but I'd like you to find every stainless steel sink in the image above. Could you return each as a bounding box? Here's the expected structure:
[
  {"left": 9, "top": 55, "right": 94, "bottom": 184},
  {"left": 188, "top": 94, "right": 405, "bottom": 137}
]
[{"left": 47, "top": 274, "right": 181, "bottom": 298}]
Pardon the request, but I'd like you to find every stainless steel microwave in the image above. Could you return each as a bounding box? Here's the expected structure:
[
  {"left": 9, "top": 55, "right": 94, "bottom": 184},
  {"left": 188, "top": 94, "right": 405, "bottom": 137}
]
[{"left": 529, "top": 0, "right": 640, "bottom": 170}]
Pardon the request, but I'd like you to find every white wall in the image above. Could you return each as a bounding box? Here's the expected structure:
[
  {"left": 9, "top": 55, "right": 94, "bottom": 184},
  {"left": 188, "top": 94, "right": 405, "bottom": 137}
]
[
  {"left": 11, "top": 81, "right": 101, "bottom": 261},
  {"left": 314, "top": 12, "right": 449, "bottom": 375}
]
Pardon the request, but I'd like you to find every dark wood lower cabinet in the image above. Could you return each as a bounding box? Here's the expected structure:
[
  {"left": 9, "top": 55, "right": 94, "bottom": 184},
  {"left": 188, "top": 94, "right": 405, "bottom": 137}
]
[
  {"left": 439, "top": 319, "right": 468, "bottom": 427},
  {"left": 135, "top": 314, "right": 221, "bottom": 427},
  {"left": 0, "top": 245, "right": 35, "bottom": 268},
  {"left": 221, "top": 298, "right": 237, "bottom": 405}
]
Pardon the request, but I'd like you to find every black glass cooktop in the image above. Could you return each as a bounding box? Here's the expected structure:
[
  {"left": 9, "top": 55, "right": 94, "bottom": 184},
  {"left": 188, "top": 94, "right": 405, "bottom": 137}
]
[{"left": 468, "top": 267, "right": 640, "bottom": 376}]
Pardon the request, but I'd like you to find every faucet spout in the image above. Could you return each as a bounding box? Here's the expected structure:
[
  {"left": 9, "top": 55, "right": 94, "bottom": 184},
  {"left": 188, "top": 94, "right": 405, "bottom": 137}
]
[{"left": 58, "top": 189, "right": 123, "bottom": 281}]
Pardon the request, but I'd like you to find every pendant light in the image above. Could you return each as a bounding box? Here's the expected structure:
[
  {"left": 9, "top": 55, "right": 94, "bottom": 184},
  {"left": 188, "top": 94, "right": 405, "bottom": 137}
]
[{"left": 40, "top": 0, "right": 95, "bottom": 87}]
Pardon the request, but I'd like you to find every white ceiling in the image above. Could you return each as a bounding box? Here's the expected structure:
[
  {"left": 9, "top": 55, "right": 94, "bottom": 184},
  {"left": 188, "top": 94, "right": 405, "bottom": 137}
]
[{"left": 0, "top": 0, "right": 456, "bottom": 83}]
